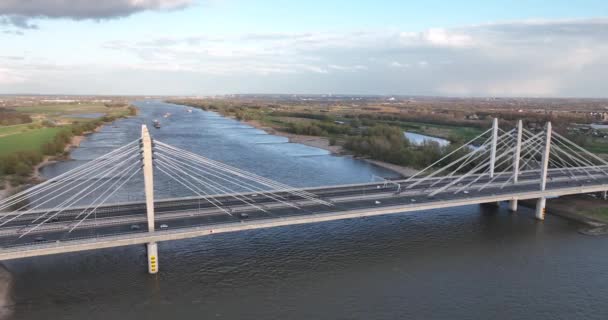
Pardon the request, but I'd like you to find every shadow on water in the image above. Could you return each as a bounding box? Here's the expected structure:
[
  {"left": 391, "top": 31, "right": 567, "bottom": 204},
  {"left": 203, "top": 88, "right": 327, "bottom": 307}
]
[{"left": 0, "top": 264, "right": 13, "bottom": 320}]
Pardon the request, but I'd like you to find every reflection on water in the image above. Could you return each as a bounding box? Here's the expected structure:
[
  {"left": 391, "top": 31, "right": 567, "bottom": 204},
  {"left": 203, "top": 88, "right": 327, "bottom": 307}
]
[
  {"left": 0, "top": 265, "right": 12, "bottom": 320},
  {"left": 4, "top": 101, "right": 608, "bottom": 320}
]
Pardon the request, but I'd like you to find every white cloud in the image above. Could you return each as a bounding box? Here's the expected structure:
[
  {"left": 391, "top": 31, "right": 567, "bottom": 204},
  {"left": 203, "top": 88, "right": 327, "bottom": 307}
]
[
  {"left": 5, "top": 18, "right": 608, "bottom": 96},
  {"left": 420, "top": 28, "right": 474, "bottom": 47},
  {"left": 0, "top": 67, "right": 28, "bottom": 84},
  {"left": 328, "top": 64, "right": 368, "bottom": 72}
]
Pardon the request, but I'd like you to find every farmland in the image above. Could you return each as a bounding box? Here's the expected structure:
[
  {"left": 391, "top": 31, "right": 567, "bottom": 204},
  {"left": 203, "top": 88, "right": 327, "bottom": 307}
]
[{"left": 0, "top": 97, "right": 137, "bottom": 186}]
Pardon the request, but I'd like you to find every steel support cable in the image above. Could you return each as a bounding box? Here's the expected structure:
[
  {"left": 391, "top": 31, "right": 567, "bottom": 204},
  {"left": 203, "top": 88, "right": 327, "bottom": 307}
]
[
  {"left": 549, "top": 146, "right": 597, "bottom": 179},
  {"left": 155, "top": 152, "right": 302, "bottom": 209},
  {"left": 516, "top": 142, "right": 544, "bottom": 174},
  {"left": 454, "top": 163, "right": 493, "bottom": 194},
  {"left": 0, "top": 139, "right": 139, "bottom": 209},
  {"left": 427, "top": 135, "right": 515, "bottom": 194},
  {"left": 154, "top": 144, "right": 309, "bottom": 199},
  {"left": 402, "top": 128, "right": 493, "bottom": 183},
  {"left": 155, "top": 154, "right": 297, "bottom": 211},
  {"left": 154, "top": 142, "right": 330, "bottom": 206},
  {"left": 73, "top": 161, "right": 143, "bottom": 220},
  {"left": 67, "top": 167, "right": 142, "bottom": 233},
  {"left": 547, "top": 157, "right": 576, "bottom": 177},
  {"left": 551, "top": 137, "right": 603, "bottom": 167},
  {"left": 476, "top": 145, "right": 524, "bottom": 192},
  {"left": 429, "top": 131, "right": 542, "bottom": 197},
  {"left": 551, "top": 132, "right": 608, "bottom": 180},
  {"left": 407, "top": 132, "right": 504, "bottom": 189},
  {"left": 154, "top": 143, "right": 331, "bottom": 205},
  {"left": 552, "top": 131, "right": 608, "bottom": 166},
  {"left": 153, "top": 149, "right": 290, "bottom": 199},
  {"left": 550, "top": 135, "right": 608, "bottom": 176},
  {"left": 425, "top": 142, "right": 513, "bottom": 194},
  {"left": 513, "top": 130, "right": 546, "bottom": 168},
  {"left": 154, "top": 161, "right": 231, "bottom": 215},
  {"left": 457, "top": 140, "right": 512, "bottom": 191},
  {"left": 0, "top": 152, "right": 139, "bottom": 227},
  {"left": 154, "top": 157, "right": 271, "bottom": 213},
  {"left": 0, "top": 144, "right": 139, "bottom": 214},
  {"left": 155, "top": 160, "right": 226, "bottom": 207},
  {"left": 0, "top": 145, "right": 139, "bottom": 217},
  {"left": 427, "top": 135, "right": 496, "bottom": 188},
  {"left": 518, "top": 131, "right": 545, "bottom": 168},
  {"left": 157, "top": 157, "right": 231, "bottom": 197},
  {"left": 29, "top": 153, "right": 141, "bottom": 224},
  {"left": 155, "top": 163, "right": 232, "bottom": 216},
  {"left": 17, "top": 153, "right": 139, "bottom": 230},
  {"left": 465, "top": 139, "right": 523, "bottom": 193},
  {"left": 406, "top": 134, "right": 497, "bottom": 190},
  {"left": 19, "top": 163, "right": 142, "bottom": 238},
  {"left": 458, "top": 135, "right": 541, "bottom": 194},
  {"left": 530, "top": 129, "right": 602, "bottom": 178},
  {"left": 154, "top": 144, "right": 326, "bottom": 205},
  {"left": 498, "top": 136, "right": 547, "bottom": 189}
]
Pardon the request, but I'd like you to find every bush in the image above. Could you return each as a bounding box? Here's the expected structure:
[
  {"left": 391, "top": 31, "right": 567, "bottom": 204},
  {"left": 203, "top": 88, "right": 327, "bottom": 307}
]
[
  {"left": 14, "top": 162, "right": 31, "bottom": 176},
  {"left": 0, "top": 155, "right": 18, "bottom": 175},
  {"left": 41, "top": 120, "right": 56, "bottom": 127}
]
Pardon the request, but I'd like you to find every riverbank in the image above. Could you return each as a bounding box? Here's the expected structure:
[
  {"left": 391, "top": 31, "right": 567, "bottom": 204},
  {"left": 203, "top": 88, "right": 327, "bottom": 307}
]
[
  {"left": 0, "top": 127, "right": 100, "bottom": 202},
  {"left": 30, "top": 130, "right": 90, "bottom": 181},
  {"left": 246, "top": 120, "right": 345, "bottom": 154},
  {"left": 244, "top": 119, "right": 416, "bottom": 177},
  {"left": 521, "top": 195, "right": 608, "bottom": 234},
  {"left": 0, "top": 113, "right": 133, "bottom": 202}
]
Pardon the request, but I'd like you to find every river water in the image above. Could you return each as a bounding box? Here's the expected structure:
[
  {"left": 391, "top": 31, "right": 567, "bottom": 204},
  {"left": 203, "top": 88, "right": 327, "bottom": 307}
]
[{"left": 2, "top": 101, "right": 608, "bottom": 319}]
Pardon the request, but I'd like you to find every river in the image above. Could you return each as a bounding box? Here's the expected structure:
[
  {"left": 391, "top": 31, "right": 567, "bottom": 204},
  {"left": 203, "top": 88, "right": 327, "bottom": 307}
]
[{"left": 2, "top": 101, "right": 608, "bottom": 319}]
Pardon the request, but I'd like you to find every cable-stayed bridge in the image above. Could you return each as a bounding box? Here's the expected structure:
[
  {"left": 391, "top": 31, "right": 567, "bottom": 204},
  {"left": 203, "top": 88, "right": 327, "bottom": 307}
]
[{"left": 1, "top": 119, "right": 607, "bottom": 273}]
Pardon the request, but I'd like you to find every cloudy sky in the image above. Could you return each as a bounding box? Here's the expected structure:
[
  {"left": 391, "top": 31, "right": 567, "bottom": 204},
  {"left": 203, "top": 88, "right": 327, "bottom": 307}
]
[{"left": 1, "top": 0, "right": 608, "bottom": 97}]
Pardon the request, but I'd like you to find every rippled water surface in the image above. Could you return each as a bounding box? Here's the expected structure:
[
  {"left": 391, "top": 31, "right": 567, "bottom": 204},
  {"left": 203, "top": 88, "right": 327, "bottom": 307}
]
[{"left": 3, "top": 101, "right": 608, "bottom": 319}]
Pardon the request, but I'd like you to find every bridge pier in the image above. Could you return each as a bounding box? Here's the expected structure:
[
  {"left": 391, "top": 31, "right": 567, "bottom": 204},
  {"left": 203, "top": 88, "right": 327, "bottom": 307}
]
[
  {"left": 141, "top": 125, "right": 158, "bottom": 274},
  {"left": 535, "top": 122, "right": 552, "bottom": 221},
  {"left": 535, "top": 197, "right": 546, "bottom": 220},
  {"left": 147, "top": 242, "right": 158, "bottom": 274},
  {"left": 509, "top": 120, "right": 523, "bottom": 213}
]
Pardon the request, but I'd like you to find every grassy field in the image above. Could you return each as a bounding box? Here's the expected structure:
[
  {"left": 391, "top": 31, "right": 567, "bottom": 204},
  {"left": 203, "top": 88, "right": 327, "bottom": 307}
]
[
  {"left": 0, "top": 102, "right": 136, "bottom": 183},
  {"left": 0, "top": 123, "right": 33, "bottom": 137},
  {"left": 580, "top": 137, "right": 608, "bottom": 154},
  {"left": 582, "top": 207, "right": 608, "bottom": 223},
  {"left": 0, "top": 127, "right": 64, "bottom": 156},
  {"left": 15, "top": 103, "right": 109, "bottom": 116}
]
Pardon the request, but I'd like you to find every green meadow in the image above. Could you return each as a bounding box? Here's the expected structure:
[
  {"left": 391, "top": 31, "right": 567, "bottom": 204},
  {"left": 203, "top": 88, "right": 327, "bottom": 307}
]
[{"left": 0, "top": 127, "right": 65, "bottom": 156}]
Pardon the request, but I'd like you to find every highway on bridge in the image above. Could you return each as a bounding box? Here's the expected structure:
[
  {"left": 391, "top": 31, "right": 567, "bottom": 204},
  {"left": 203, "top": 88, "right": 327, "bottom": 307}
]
[{"left": 1, "top": 166, "right": 606, "bottom": 248}]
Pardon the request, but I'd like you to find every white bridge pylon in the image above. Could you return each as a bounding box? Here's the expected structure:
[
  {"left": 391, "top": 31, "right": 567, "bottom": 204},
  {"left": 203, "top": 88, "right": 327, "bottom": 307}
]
[
  {"left": 403, "top": 118, "right": 608, "bottom": 219},
  {"left": 0, "top": 120, "right": 608, "bottom": 272}
]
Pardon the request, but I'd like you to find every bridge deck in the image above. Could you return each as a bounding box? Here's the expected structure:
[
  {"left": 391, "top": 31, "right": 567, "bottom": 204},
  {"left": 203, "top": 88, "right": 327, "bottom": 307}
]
[{"left": 0, "top": 168, "right": 606, "bottom": 260}]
